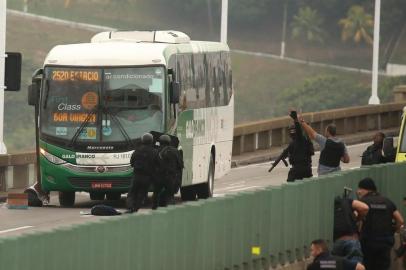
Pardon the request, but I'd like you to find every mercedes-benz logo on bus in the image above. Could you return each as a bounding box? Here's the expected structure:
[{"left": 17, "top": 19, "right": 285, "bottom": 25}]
[{"left": 96, "top": 166, "right": 106, "bottom": 173}]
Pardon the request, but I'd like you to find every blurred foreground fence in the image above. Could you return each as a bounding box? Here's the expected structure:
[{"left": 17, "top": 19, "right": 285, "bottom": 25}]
[{"left": 1, "top": 163, "right": 406, "bottom": 270}]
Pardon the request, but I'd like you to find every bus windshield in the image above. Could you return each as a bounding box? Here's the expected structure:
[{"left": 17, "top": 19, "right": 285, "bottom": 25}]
[{"left": 40, "top": 66, "right": 165, "bottom": 144}]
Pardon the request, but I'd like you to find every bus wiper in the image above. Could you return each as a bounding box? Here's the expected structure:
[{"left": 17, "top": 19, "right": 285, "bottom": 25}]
[
  {"left": 103, "top": 107, "right": 134, "bottom": 148},
  {"left": 69, "top": 109, "right": 97, "bottom": 147},
  {"left": 42, "top": 79, "right": 50, "bottom": 109}
]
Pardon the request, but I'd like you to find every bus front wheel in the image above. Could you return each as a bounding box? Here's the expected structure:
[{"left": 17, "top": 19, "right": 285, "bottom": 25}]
[{"left": 59, "top": 191, "right": 75, "bottom": 207}]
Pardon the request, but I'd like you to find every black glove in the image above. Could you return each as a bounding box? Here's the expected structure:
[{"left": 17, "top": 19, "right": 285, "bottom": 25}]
[{"left": 289, "top": 110, "right": 298, "bottom": 120}]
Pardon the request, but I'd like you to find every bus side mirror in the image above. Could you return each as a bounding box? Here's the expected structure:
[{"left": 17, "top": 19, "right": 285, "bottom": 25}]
[
  {"left": 5, "top": 52, "right": 22, "bottom": 91},
  {"left": 28, "top": 83, "right": 39, "bottom": 106},
  {"left": 28, "top": 69, "right": 43, "bottom": 106},
  {"left": 170, "top": 81, "right": 180, "bottom": 104}
]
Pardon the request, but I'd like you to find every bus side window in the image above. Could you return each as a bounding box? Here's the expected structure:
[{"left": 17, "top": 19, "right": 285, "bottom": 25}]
[
  {"left": 204, "top": 54, "right": 211, "bottom": 108},
  {"left": 213, "top": 67, "right": 220, "bottom": 106}
]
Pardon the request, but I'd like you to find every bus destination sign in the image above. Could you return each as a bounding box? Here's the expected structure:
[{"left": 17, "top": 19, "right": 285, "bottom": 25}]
[{"left": 52, "top": 70, "right": 100, "bottom": 82}]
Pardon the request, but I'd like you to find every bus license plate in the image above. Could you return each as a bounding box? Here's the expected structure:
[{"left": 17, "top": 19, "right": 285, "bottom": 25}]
[{"left": 91, "top": 182, "right": 112, "bottom": 189}]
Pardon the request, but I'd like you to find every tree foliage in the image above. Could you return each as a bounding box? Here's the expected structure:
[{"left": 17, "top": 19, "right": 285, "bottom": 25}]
[
  {"left": 275, "top": 75, "right": 369, "bottom": 113},
  {"left": 291, "top": 6, "right": 325, "bottom": 44},
  {"left": 339, "top": 5, "right": 373, "bottom": 45}
]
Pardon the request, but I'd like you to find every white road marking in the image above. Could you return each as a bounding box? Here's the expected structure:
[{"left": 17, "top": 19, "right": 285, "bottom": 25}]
[
  {"left": 228, "top": 186, "right": 260, "bottom": 192},
  {"left": 0, "top": 226, "right": 34, "bottom": 234},
  {"left": 218, "top": 184, "right": 247, "bottom": 191},
  {"left": 213, "top": 193, "right": 225, "bottom": 197},
  {"left": 228, "top": 181, "right": 246, "bottom": 186}
]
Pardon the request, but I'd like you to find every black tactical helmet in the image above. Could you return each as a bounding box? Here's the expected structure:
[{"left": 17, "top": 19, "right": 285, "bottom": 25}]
[
  {"left": 159, "top": 134, "right": 171, "bottom": 145},
  {"left": 141, "top": 133, "right": 154, "bottom": 145}
]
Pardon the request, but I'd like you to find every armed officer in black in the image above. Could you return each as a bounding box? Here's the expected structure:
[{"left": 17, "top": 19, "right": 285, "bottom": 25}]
[
  {"left": 287, "top": 110, "right": 314, "bottom": 181},
  {"left": 153, "top": 134, "right": 183, "bottom": 209},
  {"left": 357, "top": 177, "right": 404, "bottom": 270},
  {"left": 127, "top": 133, "right": 158, "bottom": 212},
  {"left": 269, "top": 110, "right": 314, "bottom": 182}
]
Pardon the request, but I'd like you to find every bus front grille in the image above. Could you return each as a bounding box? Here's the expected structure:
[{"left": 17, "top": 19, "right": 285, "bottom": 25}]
[{"left": 68, "top": 178, "right": 132, "bottom": 189}]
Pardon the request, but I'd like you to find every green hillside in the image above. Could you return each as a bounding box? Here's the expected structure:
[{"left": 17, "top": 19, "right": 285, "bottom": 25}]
[
  {"left": 4, "top": 13, "right": 403, "bottom": 152},
  {"left": 9, "top": 0, "right": 406, "bottom": 69}
]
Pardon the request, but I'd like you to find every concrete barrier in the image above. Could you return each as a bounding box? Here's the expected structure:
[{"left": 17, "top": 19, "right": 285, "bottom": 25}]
[
  {"left": 0, "top": 153, "right": 36, "bottom": 192},
  {"left": 233, "top": 102, "right": 406, "bottom": 155}
]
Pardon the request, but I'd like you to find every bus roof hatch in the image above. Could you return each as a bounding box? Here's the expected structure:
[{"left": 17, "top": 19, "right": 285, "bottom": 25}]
[{"left": 91, "top": 30, "right": 191, "bottom": 44}]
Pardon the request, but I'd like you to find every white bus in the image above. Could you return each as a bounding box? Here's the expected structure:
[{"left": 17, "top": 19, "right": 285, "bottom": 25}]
[{"left": 28, "top": 30, "right": 234, "bottom": 206}]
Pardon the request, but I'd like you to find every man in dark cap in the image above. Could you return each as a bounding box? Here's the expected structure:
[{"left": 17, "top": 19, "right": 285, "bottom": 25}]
[
  {"left": 357, "top": 177, "right": 404, "bottom": 270},
  {"left": 127, "top": 132, "right": 158, "bottom": 212}
]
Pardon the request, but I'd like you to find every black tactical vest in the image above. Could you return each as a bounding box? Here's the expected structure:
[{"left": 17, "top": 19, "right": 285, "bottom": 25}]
[
  {"left": 130, "top": 145, "right": 157, "bottom": 175},
  {"left": 319, "top": 139, "right": 344, "bottom": 167},
  {"left": 361, "top": 192, "right": 396, "bottom": 238}
]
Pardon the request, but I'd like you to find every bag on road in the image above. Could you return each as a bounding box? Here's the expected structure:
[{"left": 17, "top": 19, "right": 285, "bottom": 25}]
[{"left": 90, "top": 204, "right": 122, "bottom": 216}]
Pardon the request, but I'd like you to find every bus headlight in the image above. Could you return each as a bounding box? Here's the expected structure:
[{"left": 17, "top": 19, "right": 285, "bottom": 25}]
[{"left": 40, "top": 148, "right": 67, "bottom": 165}]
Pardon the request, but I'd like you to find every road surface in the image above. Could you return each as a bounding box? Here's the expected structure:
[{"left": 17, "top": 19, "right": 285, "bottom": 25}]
[{"left": 0, "top": 142, "right": 369, "bottom": 237}]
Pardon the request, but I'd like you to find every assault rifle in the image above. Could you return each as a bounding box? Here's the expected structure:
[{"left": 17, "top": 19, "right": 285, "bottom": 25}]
[
  {"left": 343, "top": 187, "right": 352, "bottom": 198},
  {"left": 268, "top": 147, "right": 289, "bottom": 173}
]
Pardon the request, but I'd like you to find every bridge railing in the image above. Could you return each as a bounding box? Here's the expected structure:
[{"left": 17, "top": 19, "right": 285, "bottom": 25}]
[
  {"left": 233, "top": 102, "right": 406, "bottom": 155},
  {"left": 1, "top": 103, "right": 405, "bottom": 191},
  {"left": 1, "top": 163, "right": 405, "bottom": 270},
  {"left": 0, "top": 153, "right": 36, "bottom": 192}
]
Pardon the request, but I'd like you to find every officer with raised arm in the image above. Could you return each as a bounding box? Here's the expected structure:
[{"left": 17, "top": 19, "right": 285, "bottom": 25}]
[
  {"left": 300, "top": 118, "right": 349, "bottom": 176},
  {"left": 269, "top": 110, "right": 314, "bottom": 182}
]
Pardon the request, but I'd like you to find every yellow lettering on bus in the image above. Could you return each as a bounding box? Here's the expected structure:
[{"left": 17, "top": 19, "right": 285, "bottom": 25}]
[
  {"left": 53, "top": 112, "right": 68, "bottom": 122},
  {"left": 51, "top": 70, "right": 100, "bottom": 82}
]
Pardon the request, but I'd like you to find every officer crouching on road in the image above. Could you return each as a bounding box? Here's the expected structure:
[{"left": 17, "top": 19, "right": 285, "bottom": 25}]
[
  {"left": 127, "top": 132, "right": 158, "bottom": 213},
  {"left": 357, "top": 177, "right": 404, "bottom": 270},
  {"left": 307, "top": 239, "right": 365, "bottom": 270},
  {"left": 152, "top": 134, "right": 183, "bottom": 209}
]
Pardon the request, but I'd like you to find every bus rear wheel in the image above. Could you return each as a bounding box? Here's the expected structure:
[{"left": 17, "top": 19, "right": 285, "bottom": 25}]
[
  {"left": 59, "top": 191, "right": 75, "bottom": 207},
  {"left": 106, "top": 192, "right": 121, "bottom": 200},
  {"left": 197, "top": 155, "right": 214, "bottom": 199}
]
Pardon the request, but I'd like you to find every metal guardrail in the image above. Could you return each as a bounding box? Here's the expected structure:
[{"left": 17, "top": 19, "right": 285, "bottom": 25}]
[
  {"left": 1, "top": 162, "right": 405, "bottom": 269},
  {"left": 233, "top": 102, "right": 406, "bottom": 155},
  {"left": 0, "top": 153, "right": 36, "bottom": 192},
  {"left": 1, "top": 102, "right": 405, "bottom": 191}
]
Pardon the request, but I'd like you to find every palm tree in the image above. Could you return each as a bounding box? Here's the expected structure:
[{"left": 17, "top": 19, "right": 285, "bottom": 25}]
[
  {"left": 291, "top": 6, "right": 325, "bottom": 44},
  {"left": 339, "top": 5, "right": 374, "bottom": 45}
]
